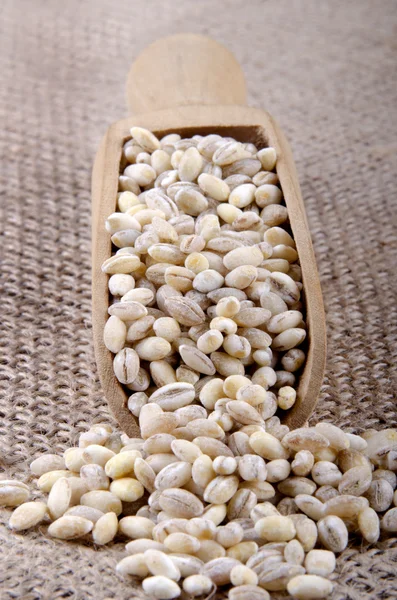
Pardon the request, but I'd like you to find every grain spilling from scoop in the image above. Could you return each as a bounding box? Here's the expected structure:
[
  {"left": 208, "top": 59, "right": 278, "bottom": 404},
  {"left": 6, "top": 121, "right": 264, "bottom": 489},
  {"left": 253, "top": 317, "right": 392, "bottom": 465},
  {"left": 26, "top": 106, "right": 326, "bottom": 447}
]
[{"left": 4, "top": 129, "right": 396, "bottom": 600}]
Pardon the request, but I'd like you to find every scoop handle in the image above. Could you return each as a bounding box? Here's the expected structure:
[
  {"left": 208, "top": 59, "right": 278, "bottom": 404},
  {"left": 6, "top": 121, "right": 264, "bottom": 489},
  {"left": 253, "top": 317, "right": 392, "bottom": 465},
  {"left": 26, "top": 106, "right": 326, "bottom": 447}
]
[{"left": 126, "top": 34, "right": 247, "bottom": 114}]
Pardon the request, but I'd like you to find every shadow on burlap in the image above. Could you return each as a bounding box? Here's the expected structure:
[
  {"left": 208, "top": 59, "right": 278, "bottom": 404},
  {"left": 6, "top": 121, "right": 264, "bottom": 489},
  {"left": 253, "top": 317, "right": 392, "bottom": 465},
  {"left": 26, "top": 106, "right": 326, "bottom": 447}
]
[{"left": 0, "top": 1, "right": 396, "bottom": 598}]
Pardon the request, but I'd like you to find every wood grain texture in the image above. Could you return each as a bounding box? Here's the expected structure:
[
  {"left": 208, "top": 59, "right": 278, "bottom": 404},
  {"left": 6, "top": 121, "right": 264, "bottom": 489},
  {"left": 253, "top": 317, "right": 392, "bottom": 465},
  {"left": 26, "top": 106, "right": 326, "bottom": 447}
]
[{"left": 92, "top": 36, "right": 326, "bottom": 436}]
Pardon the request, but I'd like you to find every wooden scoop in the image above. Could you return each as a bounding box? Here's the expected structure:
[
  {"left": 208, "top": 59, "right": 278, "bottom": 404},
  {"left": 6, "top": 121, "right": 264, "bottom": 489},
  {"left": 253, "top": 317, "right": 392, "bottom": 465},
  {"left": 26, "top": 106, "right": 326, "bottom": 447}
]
[{"left": 92, "top": 34, "right": 326, "bottom": 437}]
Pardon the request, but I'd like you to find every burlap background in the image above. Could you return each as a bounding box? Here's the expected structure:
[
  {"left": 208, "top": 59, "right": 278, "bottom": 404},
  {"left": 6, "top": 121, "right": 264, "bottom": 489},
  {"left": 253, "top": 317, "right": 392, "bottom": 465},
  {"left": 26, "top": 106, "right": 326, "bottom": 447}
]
[{"left": 1, "top": 0, "right": 396, "bottom": 598}]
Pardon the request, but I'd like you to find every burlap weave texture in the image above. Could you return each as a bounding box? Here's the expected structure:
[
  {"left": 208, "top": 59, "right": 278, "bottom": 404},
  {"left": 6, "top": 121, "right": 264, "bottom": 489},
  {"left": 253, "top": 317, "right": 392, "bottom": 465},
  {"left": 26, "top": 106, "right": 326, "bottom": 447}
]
[{"left": 0, "top": 0, "right": 396, "bottom": 598}]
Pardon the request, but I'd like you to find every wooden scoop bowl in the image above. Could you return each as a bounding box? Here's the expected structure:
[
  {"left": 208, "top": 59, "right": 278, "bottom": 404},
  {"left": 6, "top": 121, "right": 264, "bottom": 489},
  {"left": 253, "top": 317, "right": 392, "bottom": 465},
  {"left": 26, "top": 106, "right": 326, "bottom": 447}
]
[{"left": 92, "top": 34, "right": 326, "bottom": 437}]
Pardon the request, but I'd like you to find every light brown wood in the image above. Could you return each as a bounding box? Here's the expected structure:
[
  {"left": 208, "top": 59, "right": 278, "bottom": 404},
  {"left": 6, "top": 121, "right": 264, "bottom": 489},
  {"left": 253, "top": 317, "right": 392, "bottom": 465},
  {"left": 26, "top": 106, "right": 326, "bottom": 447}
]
[
  {"left": 126, "top": 34, "right": 247, "bottom": 114},
  {"left": 92, "top": 35, "right": 326, "bottom": 437}
]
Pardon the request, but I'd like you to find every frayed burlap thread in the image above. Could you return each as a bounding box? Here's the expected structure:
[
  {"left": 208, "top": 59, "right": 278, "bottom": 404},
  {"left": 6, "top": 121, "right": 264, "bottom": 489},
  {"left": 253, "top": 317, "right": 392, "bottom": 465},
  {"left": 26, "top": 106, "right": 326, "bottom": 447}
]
[{"left": 0, "top": 0, "right": 396, "bottom": 598}]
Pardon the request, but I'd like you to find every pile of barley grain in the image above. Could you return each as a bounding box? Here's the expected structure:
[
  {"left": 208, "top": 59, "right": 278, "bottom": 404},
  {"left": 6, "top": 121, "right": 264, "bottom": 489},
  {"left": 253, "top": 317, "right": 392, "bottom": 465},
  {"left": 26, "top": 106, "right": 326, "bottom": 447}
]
[
  {"left": 2, "top": 421, "right": 397, "bottom": 599},
  {"left": 2, "top": 129, "right": 397, "bottom": 600}
]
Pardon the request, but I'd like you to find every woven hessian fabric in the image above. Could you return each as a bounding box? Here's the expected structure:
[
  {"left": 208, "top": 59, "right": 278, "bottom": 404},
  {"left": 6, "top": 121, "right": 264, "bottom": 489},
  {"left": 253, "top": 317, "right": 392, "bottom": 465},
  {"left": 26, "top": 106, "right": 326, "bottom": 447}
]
[{"left": 1, "top": 0, "right": 396, "bottom": 598}]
